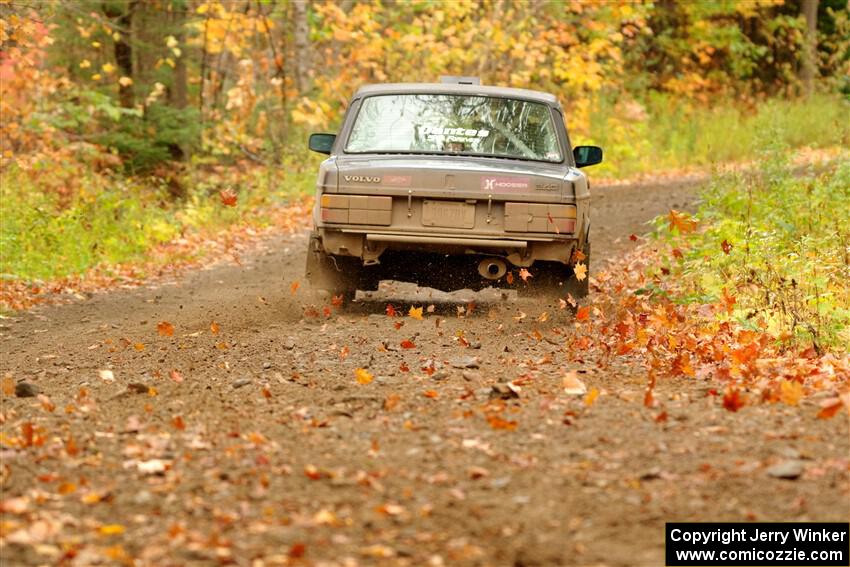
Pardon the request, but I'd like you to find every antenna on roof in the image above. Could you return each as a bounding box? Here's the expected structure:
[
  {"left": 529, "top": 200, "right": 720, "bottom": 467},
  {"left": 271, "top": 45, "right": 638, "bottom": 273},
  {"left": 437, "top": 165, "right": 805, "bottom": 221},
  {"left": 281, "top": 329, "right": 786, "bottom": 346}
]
[{"left": 440, "top": 76, "right": 481, "bottom": 85}]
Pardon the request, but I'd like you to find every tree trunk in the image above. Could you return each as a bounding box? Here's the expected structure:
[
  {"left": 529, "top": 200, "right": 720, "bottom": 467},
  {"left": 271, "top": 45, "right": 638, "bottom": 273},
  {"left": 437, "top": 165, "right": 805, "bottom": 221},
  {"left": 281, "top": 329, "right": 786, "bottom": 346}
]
[
  {"left": 293, "top": 0, "right": 310, "bottom": 93},
  {"left": 170, "top": 11, "right": 188, "bottom": 110},
  {"left": 102, "top": 1, "right": 137, "bottom": 108},
  {"left": 800, "top": 0, "right": 819, "bottom": 96}
]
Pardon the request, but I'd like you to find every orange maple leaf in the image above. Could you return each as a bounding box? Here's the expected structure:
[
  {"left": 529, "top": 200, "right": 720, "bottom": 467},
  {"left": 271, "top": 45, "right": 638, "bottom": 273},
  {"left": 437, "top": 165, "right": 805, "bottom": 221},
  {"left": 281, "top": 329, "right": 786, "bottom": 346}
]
[
  {"left": 157, "top": 321, "right": 174, "bottom": 336},
  {"left": 722, "top": 388, "right": 746, "bottom": 412},
  {"left": 219, "top": 189, "right": 238, "bottom": 207},
  {"left": 667, "top": 209, "right": 697, "bottom": 234},
  {"left": 518, "top": 268, "right": 533, "bottom": 282}
]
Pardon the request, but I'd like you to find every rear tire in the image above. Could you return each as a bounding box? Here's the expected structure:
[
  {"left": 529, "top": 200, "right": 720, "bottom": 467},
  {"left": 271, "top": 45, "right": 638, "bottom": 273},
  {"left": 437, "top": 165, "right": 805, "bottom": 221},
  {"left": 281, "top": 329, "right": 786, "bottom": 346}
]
[
  {"left": 521, "top": 241, "right": 590, "bottom": 299},
  {"left": 304, "top": 234, "right": 359, "bottom": 303}
]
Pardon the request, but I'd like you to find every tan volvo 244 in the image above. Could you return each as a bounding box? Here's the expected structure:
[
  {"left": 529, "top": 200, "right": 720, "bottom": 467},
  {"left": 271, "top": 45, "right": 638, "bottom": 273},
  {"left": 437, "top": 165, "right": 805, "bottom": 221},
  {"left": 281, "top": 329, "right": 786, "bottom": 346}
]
[{"left": 305, "top": 78, "right": 603, "bottom": 301}]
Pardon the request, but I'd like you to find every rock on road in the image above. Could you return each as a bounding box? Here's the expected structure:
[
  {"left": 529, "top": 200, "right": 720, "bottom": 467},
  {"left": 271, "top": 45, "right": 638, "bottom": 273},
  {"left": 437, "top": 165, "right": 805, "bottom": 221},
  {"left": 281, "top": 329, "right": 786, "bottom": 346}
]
[{"left": 1, "top": 180, "right": 847, "bottom": 566}]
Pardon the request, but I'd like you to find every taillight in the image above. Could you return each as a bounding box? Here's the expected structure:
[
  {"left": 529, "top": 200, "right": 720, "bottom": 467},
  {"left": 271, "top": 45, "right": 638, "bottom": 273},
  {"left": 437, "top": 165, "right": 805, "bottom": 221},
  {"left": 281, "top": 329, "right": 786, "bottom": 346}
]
[
  {"left": 504, "top": 203, "right": 576, "bottom": 233},
  {"left": 320, "top": 195, "right": 392, "bottom": 225}
]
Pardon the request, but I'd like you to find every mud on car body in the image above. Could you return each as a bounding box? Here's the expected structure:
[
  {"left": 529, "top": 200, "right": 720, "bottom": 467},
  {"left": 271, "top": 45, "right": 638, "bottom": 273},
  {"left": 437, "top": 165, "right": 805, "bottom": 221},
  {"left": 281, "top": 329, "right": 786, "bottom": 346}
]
[{"left": 305, "top": 78, "right": 602, "bottom": 301}]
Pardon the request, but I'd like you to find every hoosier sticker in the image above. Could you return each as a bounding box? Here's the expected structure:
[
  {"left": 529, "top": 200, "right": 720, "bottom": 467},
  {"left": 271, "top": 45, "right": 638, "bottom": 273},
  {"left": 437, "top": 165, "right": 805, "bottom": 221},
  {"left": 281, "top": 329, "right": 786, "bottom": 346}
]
[{"left": 480, "top": 176, "right": 530, "bottom": 193}]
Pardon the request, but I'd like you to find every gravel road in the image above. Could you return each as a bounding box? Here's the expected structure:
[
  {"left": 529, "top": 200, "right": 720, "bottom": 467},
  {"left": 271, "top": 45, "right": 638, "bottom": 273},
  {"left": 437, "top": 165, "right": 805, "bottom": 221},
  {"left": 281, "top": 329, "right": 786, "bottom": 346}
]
[{"left": 2, "top": 180, "right": 847, "bottom": 566}]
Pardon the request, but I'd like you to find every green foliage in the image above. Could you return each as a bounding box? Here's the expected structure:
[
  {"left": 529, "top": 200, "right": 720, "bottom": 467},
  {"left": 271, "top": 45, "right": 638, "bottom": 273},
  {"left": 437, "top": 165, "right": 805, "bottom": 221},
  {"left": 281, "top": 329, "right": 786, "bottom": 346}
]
[
  {"left": 0, "top": 165, "right": 176, "bottom": 279},
  {"left": 654, "top": 150, "right": 850, "bottom": 349},
  {"left": 583, "top": 94, "right": 850, "bottom": 179},
  {"left": 97, "top": 104, "right": 201, "bottom": 173}
]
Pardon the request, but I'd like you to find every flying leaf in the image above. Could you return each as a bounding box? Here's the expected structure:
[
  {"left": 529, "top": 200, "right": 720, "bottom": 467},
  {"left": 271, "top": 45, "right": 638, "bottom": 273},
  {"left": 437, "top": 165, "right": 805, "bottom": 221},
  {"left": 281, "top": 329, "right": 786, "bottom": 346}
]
[
  {"left": 290, "top": 281, "right": 300, "bottom": 294},
  {"left": 219, "top": 189, "right": 238, "bottom": 207},
  {"left": 584, "top": 387, "right": 599, "bottom": 406},
  {"left": 386, "top": 304, "right": 397, "bottom": 317},
  {"left": 1, "top": 375, "right": 14, "bottom": 395},
  {"left": 573, "top": 263, "right": 587, "bottom": 281},
  {"left": 169, "top": 369, "right": 183, "bottom": 383},
  {"left": 331, "top": 294, "right": 344, "bottom": 307},
  {"left": 506, "top": 272, "right": 515, "bottom": 284},
  {"left": 157, "top": 321, "right": 174, "bottom": 336},
  {"left": 575, "top": 306, "right": 590, "bottom": 321},
  {"left": 816, "top": 398, "right": 843, "bottom": 420},
  {"left": 667, "top": 209, "right": 697, "bottom": 234},
  {"left": 721, "top": 239, "right": 732, "bottom": 254},
  {"left": 355, "top": 368, "right": 373, "bottom": 385},
  {"left": 210, "top": 321, "right": 220, "bottom": 335},
  {"left": 722, "top": 388, "right": 746, "bottom": 412},
  {"left": 408, "top": 306, "right": 423, "bottom": 320},
  {"left": 518, "top": 268, "right": 533, "bottom": 282},
  {"left": 780, "top": 380, "right": 803, "bottom": 406}
]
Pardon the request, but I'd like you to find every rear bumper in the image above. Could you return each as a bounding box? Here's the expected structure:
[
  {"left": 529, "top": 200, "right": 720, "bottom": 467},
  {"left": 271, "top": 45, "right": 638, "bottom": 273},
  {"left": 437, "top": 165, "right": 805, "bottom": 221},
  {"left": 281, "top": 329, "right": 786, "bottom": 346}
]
[{"left": 316, "top": 227, "right": 577, "bottom": 267}]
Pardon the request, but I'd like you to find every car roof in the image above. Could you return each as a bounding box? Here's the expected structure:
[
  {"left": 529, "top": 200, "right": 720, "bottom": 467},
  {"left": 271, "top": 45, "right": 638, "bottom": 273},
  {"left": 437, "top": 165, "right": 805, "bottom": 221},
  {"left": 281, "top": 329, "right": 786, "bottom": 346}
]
[{"left": 354, "top": 83, "right": 560, "bottom": 106}]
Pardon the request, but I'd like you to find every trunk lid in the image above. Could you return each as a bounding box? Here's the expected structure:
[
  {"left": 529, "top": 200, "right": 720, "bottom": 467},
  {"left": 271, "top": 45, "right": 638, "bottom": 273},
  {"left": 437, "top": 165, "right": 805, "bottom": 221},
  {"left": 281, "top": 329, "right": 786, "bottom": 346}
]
[{"left": 333, "top": 155, "right": 571, "bottom": 203}]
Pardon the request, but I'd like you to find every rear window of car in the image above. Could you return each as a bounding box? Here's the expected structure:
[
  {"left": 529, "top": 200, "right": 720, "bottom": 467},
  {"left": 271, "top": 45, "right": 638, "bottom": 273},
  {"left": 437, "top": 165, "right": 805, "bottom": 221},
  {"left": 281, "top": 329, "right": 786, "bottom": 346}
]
[{"left": 345, "top": 94, "right": 562, "bottom": 163}]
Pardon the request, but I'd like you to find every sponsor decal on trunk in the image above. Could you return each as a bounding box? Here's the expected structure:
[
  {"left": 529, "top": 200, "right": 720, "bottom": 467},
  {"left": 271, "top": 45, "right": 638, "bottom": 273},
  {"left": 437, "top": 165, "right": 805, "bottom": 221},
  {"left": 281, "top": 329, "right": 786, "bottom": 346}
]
[
  {"left": 480, "top": 176, "right": 530, "bottom": 193},
  {"left": 382, "top": 174, "right": 412, "bottom": 187}
]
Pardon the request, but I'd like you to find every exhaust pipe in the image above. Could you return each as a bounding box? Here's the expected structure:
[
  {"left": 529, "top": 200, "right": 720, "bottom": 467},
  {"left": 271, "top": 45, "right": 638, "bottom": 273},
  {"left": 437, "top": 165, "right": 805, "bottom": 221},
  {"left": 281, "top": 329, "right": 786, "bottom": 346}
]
[{"left": 478, "top": 258, "right": 507, "bottom": 280}]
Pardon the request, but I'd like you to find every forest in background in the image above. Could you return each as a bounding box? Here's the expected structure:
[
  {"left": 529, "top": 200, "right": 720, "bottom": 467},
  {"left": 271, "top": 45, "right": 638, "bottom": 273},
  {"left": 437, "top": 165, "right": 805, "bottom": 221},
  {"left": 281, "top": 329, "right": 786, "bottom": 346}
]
[{"left": 1, "top": 0, "right": 849, "bottom": 282}]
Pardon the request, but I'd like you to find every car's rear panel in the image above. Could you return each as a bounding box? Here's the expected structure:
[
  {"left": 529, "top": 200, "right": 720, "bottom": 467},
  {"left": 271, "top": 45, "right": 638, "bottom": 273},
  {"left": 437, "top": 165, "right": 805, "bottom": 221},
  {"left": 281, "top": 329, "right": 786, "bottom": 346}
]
[{"left": 313, "top": 156, "right": 589, "bottom": 267}]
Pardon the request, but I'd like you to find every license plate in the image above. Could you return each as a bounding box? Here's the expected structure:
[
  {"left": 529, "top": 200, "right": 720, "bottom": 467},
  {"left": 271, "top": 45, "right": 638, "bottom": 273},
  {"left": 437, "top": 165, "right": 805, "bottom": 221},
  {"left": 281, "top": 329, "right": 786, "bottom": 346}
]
[{"left": 422, "top": 200, "right": 475, "bottom": 229}]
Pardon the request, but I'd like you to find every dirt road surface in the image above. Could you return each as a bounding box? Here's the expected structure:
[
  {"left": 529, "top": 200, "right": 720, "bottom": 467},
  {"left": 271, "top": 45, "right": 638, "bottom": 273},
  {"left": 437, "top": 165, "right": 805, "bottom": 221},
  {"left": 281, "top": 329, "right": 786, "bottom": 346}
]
[{"left": 2, "top": 181, "right": 847, "bottom": 566}]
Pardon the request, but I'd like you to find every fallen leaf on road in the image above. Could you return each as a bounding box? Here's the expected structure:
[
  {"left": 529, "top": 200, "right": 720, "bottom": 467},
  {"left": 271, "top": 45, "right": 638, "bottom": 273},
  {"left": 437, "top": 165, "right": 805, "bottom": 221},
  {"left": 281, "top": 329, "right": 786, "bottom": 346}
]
[
  {"left": 486, "top": 415, "right": 518, "bottom": 430},
  {"left": 98, "top": 369, "right": 115, "bottom": 383},
  {"left": 409, "top": 306, "right": 423, "bottom": 320},
  {"left": 1, "top": 375, "right": 14, "bottom": 395},
  {"left": 157, "top": 321, "right": 174, "bottom": 336},
  {"left": 169, "top": 369, "right": 183, "bottom": 383},
  {"left": 584, "top": 387, "right": 599, "bottom": 406},
  {"left": 210, "top": 321, "right": 220, "bottom": 335},
  {"left": 400, "top": 339, "right": 416, "bottom": 349},
  {"left": 137, "top": 459, "right": 166, "bottom": 475},
  {"left": 562, "top": 372, "right": 587, "bottom": 395},
  {"left": 98, "top": 524, "right": 126, "bottom": 536},
  {"left": 355, "top": 368, "right": 373, "bottom": 385}
]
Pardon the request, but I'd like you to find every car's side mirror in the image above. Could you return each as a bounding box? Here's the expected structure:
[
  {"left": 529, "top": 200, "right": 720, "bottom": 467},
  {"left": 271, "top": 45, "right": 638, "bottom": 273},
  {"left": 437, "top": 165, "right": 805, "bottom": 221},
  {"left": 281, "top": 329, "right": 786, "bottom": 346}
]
[
  {"left": 309, "top": 133, "right": 336, "bottom": 155},
  {"left": 573, "top": 145, "right": 603, "bottom": 168}
]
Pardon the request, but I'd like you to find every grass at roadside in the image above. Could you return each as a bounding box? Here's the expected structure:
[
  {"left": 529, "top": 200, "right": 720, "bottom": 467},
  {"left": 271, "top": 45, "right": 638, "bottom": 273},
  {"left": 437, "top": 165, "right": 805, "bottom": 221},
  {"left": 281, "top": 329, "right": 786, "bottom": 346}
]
[
  {"left": 584, "top": 94, "right": 849, "bottom": 179},
  {"left": 0, "top": 153, "right": 317, "bottom": 283},
  {"left": 647, "top": 149, "right": 850, "bottom": 350}
]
